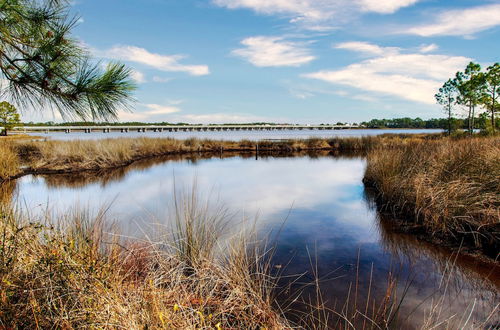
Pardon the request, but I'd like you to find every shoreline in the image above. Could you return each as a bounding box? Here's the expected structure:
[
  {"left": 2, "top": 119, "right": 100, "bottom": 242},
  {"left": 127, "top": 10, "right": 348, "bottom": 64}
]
[
  {"left": 1, "top": 133, "right": 498, "bottom": 263},
  {"left": 363, "top": 136, "right": 499, "bottom": 262}
]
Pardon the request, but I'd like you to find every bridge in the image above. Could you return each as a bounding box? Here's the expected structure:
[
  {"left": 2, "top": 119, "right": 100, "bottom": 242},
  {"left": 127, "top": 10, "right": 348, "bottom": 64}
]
[{"left": 11, "top": 124, "right": 359, "bottom": 134}]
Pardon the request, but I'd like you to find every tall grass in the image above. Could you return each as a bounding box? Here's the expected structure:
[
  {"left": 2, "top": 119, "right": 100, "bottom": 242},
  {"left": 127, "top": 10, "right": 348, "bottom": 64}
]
[
  {"left": 0, "top": 195, "right": 291, "bottom": 328},
  {"left": 0, "top": 142, "right": 19, "bottom": 181},
  {"left": 364, "top": 137, "right": 500, "bottom": 258}
]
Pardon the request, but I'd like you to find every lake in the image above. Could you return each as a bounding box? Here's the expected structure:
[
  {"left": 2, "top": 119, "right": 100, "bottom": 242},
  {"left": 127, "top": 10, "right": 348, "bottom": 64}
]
[
  {"left": 6, "top": 152, "right": 499, "bottom": 328},
  {"left": 26, "top": 128, "right": 443, "bottom": 141}
]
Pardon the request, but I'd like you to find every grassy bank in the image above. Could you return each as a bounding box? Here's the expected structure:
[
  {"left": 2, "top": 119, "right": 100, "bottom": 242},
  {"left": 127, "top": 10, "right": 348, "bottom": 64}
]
[
  {"left": 0, "top": 134, "right": 439, "bottom": 182},
  {"left": 364, "top": 137, "right": 500, "bottom": 259}
]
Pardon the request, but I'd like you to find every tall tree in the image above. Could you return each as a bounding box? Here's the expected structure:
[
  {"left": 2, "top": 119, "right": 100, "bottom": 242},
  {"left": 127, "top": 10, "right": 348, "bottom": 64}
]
[
  {"left": 454, "top": 62, "right": 484, "bottom": 135},
  {"left": 0, "top": 0, "right": 135, "bottom": 120},
  {"left": 0, "top": 101, "right": 20, "bottom": 136},
  {"left": 483, "top": 63, "right": 500, "bottom": 133},
  {"left": 435, "top": 79, "right": 457, "bottom": 135}
]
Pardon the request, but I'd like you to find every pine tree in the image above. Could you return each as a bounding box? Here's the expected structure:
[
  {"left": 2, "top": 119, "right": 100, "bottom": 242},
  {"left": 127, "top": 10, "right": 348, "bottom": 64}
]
[
  {"left": 435, "top": 79, "right": 457, "bottom": 135},
  {"left": 0, "top": 101, "right": 20, "bottom": 135},
  {"left": 0, "top": 0, "right": 136, "bottom": 121}
]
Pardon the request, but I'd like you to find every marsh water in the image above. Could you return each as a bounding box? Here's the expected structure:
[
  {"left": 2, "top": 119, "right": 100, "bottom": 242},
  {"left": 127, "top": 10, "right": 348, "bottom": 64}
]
[
  {"left": 27, "top": 128, "right": 442, "bottom": 141},
  {"left": 5, "top": 152, "right": 499, "bottom": 328}
]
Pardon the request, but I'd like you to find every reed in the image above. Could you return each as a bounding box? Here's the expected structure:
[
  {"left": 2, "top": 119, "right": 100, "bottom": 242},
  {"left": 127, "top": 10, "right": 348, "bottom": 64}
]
[
  {"left": 364, "top": 136, "right": 500, "bottom": 258},
  {"left": 0, "top": 200, "right": 291, "bottom": 328},
  {"left": 0, "top": 142, "right": 19, "bottom": 181}
]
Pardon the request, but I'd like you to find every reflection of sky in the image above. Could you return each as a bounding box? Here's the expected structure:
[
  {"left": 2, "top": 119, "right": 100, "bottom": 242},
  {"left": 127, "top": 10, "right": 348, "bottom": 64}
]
[
  {"left": 14, "top": 155, "right": 498, "bottom": 327},
  {"left": 27, "top": 128, "right": 443, "bottom": 141},
  {"left": 17, "top": 157, "right": 371, "bottom": 234}
]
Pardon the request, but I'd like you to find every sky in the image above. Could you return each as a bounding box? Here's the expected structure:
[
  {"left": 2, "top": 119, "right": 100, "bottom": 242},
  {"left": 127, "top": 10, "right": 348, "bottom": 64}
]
[{"left": 26, "top": 0, "right": 500, "bottom": 123}]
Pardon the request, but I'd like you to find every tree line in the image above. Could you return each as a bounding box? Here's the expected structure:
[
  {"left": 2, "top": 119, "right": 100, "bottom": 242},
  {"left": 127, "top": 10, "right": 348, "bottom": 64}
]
[
  {"left": 435, "top": 62, "right": 499, "bottom": 135},
  {"left": 360, "top": 115, "right": 499, "bottom": 130}
]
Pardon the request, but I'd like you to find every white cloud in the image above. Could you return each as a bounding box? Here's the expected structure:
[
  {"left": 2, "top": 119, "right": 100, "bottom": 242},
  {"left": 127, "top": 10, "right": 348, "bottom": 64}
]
[
  {"left": 290, "top": 88, "right": 314, "bottom": 99},
  {"left": 358, "top": 0, "right": 419, "bottom": 14},
  {"left": 232, "top": 36, "right": 315, "bottom": 67},
  {"left": 335, "top": 41, "right": 399, "bottom": 56},
  {"left": 304, "top": 43, "right": 471, "bottom": 104},
  {"left": 166, "top": 99, "right": 184, "bottom": 105},
  {"left": 117, "top": 103, "right": 181, "bottom": 122},
  {"left": 102, "top": 45, "right": 210, "bottom": 76},
  {"left": 406, "top": 4, "right": 500, "bottom": 37},
  {"left": 172, "top": 113, "right": 276, "bottom": 124},
  {"left": 144, "top": 104, "right": 180, "bottom": 115},
  {"left": 152, "top": 76, "right": 172, "bottom": 83},
  {"left": 419, "top": 43, "right": 438, "bottom": 53},
  {"left": 130, "top": 70, "right": 146, "bottom": 83},
  {"left": 214, "top": 0, "right": 420, "bottom": 28}
]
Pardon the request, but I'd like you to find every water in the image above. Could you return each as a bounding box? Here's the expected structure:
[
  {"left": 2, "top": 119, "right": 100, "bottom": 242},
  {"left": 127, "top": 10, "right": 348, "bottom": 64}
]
[
  {"left": 26, "top": 128, "right": 443, "bottom": 141},
  {"left": 5, "top": 153, "right": 499, "bottom": 328}
]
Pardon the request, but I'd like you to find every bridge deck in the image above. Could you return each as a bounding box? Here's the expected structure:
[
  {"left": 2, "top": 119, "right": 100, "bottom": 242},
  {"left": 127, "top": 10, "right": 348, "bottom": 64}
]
[{"left": 11, "top": 124, "right": 358, "bottom": 133}]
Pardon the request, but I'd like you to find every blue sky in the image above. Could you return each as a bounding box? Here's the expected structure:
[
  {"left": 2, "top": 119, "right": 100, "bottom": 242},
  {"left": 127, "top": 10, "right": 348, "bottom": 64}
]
[{"left": 29, "top": 0, "right": 500, "bottom": 123}]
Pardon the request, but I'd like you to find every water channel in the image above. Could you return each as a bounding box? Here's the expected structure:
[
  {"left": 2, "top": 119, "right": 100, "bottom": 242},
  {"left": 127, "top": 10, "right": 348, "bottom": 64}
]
[{"left": 4, "top": 151, "right": 498, "bottom": 328}]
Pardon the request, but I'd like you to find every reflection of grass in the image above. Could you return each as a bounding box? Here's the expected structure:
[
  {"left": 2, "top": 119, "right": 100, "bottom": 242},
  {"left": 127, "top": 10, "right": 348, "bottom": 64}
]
[
  {"left": 364, "top": 136, "right": 500, "bottom": 259},
  {"left": 0, "top": 134, "right": 440, "bottom": 182}
]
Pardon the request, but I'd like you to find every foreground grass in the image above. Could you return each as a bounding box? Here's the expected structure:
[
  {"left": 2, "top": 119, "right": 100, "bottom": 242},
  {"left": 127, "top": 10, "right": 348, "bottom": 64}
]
[
  {"left": 0, "top": 134, "right": 439, "bottom": 182},
  {"left": 0, "top": 199, "right": 291, "bottom": 328},
  {"left": 364, "top": 137, "right": 500, "bottom": 259}
]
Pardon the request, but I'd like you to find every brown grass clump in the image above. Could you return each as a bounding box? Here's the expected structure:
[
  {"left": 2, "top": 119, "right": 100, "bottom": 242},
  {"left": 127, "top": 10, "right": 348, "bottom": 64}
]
[
  {"left": 0, "top": 142, "right": 19, "bottom": 181},
  {"left": 0, "top": 197, "right": 291, "bottom": 329},
  {"left": 364, "top": 137, "right": 500, "bottom": 258}
]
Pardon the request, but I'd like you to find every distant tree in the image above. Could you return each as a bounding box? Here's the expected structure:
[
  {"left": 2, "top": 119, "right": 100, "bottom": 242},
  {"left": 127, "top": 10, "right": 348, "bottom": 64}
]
[
  {"left": 0, "top": 0, "right": 136, "bottom": 121},
  {"left": 435, "top": 79, "right": 457, "bottom": 135},
  {"left": 454, "top": 62, "right": 485, "bottom": 134},
  {"left": 0, "top": 101, "right": 20, "bottom": 136},
  {"left": 482, "top": 63, "right": 500, "bottom": 133}
]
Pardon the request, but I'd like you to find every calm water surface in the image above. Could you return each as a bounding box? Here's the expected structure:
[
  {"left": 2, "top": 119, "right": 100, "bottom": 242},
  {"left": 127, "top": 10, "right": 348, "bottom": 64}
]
[
  {"left": 27, "top": 128, "right": 443, "bottom": 141},
  {"left": 7, "top": 153, "right": 499, "bottom": 328}
]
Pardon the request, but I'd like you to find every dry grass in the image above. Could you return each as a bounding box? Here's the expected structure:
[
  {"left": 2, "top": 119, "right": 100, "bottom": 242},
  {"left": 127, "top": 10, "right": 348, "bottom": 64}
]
[
  {"left": 0, "top": 196, "right": 291, "bottom": 329},
  {"left": 0, "top": 142, "right": 19, "bottom": 180},
  {"left": 0, "top": 134, "right": 441, "bottom": 182},
  {"left": 364, "top": 136, "right": 500, "bottom": 258}
]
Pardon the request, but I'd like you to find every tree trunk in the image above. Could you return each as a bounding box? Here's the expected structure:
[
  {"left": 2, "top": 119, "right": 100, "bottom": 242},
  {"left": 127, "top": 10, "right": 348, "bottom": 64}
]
[
  {"left": 471, "top": 105, "right": 475, "bottom": 134},
  {"left": 448, "top": 97, "right": 452, "bottom": 136},
  {"left": 468, "top": 103, "right": 472, "bottom": 135},
  {"left": 492, "top": 87, "right": 496, "bottom": 134}
]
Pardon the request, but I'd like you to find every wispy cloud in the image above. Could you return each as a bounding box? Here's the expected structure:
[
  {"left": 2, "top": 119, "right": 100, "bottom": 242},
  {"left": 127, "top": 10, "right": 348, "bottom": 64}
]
[
  {"left": 304, "top": 42, "right": 471, "bottom": 104},
  {"left": 214, "top": 0, "right": 420, "bottom": 29},
  {"left": 101, "top": 45, "right": 210, "bottom": 76},
  {"left": 152, "top": 76, "right": 173, "bottom": 83},
  {"left": 406, "top": 4, "right": 500, "bottom": 37},
  {"left": 117, "top": 103, "right": 181, "bottom": 121},
  {"left": 357, "top": 0, "right": 420, "bottom": 14},
  {"left": 130, "top": 70, "right": 146, "bottom": 83},
  {"left": 418, "top": 43, "right": 438, "bottom": 53},
  {"left": 171, "top": 112, "right": 280, "bottom": 124},
  {"left": 335, "top": 41, "right": 399, "bottom": 56},
  {"left": 232, "top": 36, "right": 315, "bottom": 67}
]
